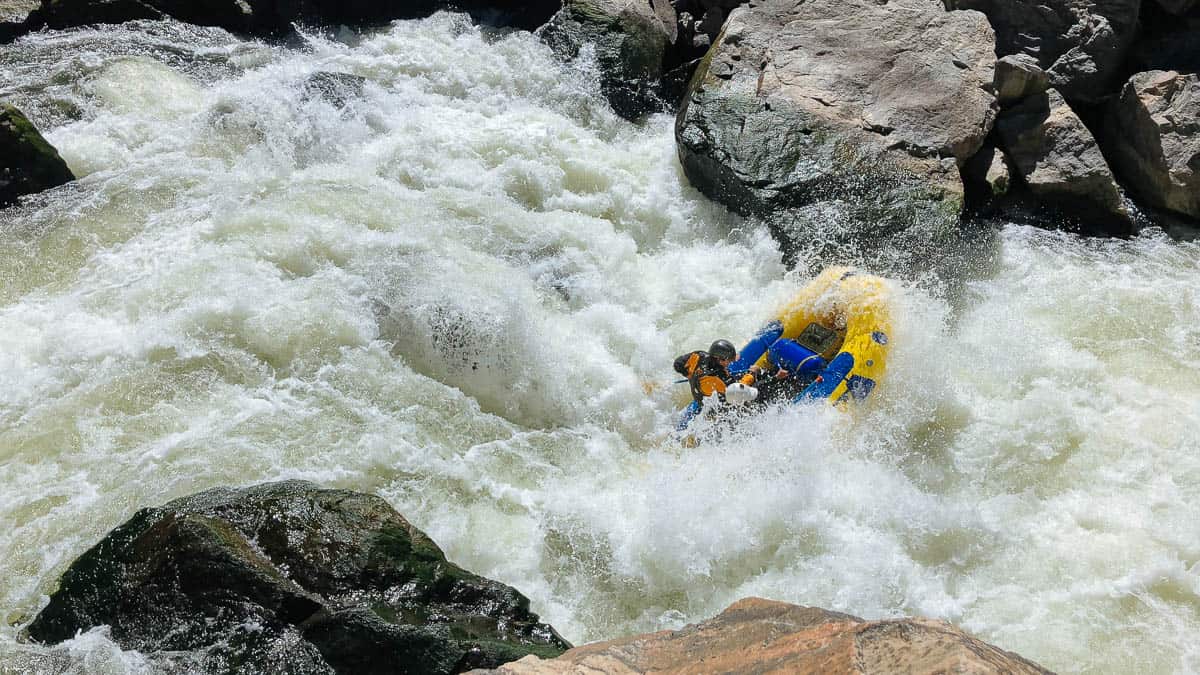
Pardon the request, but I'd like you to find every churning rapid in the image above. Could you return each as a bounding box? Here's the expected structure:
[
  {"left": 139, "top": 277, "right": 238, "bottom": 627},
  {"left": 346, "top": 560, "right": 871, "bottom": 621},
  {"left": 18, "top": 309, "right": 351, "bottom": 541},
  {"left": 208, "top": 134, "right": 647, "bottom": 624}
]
[{"left": 0, "top": 14, "right": 1198, "bottom": 674}]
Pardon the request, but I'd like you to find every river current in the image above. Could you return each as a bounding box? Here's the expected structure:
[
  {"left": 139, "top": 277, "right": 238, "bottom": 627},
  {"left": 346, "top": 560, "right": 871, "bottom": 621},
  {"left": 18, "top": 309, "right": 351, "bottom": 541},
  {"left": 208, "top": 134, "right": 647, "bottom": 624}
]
[{"left": 0, "top": 15, "right": 1198, "bottom": 674}]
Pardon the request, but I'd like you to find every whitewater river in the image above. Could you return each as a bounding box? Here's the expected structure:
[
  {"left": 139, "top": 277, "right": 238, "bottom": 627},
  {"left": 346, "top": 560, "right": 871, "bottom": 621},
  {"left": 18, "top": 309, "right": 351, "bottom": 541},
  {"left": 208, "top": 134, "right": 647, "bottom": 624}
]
[{"left": 1, "top": 15, "right": 1198, "bottom": 674}]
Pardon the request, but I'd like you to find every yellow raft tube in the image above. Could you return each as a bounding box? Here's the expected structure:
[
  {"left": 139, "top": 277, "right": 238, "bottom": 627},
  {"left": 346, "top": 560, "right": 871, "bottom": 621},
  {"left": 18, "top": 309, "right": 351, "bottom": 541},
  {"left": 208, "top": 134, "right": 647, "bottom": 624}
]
[{"left": 731, "top": 266, "right": 893, "bottom": 406}]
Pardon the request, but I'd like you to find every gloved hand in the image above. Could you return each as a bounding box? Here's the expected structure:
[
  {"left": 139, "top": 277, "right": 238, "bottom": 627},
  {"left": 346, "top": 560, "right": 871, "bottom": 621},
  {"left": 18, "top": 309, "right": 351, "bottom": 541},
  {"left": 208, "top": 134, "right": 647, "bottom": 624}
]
[
  {"left": 740, "top": 366, "right": 763, "bottom": 386},
  {"left": 725, "top": 382, "right": 759, "bottom": 405}
]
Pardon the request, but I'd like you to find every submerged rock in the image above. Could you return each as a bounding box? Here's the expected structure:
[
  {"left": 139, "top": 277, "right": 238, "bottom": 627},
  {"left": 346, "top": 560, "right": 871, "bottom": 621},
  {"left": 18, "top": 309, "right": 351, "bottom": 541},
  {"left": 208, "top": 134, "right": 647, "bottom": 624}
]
[
  {"left": 539, "top": 0, "right": 678, "bottom": 119},
  {"left": 995, "top": 88, "right": 1132, "bottom": 233},
  {"left": 0, "top": 102, "right": 74, "bottom": 207},
  {"left": 675, "top": 0, "right": 996, "bottom": 261},
  {"left": 1104, "top": 71, "right": 1200, "bottom": 221},
  {"left": 471, "top": 597, "right": 1053, "bottom": 674},
  {"left": 26, "top": 481, "right": 568, "bottom": 674},
  {"left": 301, "top": 71, "right": 367, "bottom": 110},
  {"left": 949, "top": 0, "right": 1141, "bottom": 103}
]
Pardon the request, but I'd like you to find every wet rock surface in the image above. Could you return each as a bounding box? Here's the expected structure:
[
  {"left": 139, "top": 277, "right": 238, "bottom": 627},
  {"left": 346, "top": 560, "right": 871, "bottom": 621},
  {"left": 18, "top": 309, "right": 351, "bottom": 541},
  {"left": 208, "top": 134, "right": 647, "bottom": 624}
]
[
  {"left": 1104, "top": 70, "right": 1200, "bottom": 220},
  {"left": 26, "top": 481, "right": 568, "bottom": 674},
  {"left": 675, "top": 0, "right": 996, "bottom": 260},
  {"left": 539, "top": 0, "right": 677, "bottom": 119},
  {"left": 0, "top": 102, "right": 74, "bottom": 206},
  {"left": 470, "top": 597, "right": 1054, "bottom": 674}
]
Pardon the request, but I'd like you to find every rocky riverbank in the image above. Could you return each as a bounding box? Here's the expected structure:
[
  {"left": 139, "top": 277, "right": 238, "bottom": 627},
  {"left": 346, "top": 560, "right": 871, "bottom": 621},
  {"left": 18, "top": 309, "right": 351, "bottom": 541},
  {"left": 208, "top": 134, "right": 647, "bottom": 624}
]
[
  {"left": 3, "top": 0, "right": 1197, "bottom": 245},
  {"left": 24, "top": 482, "right": 1055, "bottom": 674}
]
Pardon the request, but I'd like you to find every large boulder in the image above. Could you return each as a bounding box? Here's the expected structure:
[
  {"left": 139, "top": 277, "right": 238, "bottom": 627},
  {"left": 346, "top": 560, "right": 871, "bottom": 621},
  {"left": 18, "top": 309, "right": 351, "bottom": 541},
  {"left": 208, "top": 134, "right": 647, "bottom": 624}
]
[
  {"left": 25, "top": 481, "right": 568, "bottom": 674},
  {"left": 0, "top": 102, "right": 74, "bottom": 207},
  {"left": 948, "top": 0, "right": 1141, "bottom": 103},
  {"left": 539, "top": 0, "right": 677, "bottom": 118},
  {"left": 1104, "top": 71, "right": 1200, "bottom": 220},
  {"left": 470, "top": 597, "right": 1053, "bottom": 674},
  {"left": 994, "top": 88, "right": 1132, "bottom": 232},
  {"left": 675, "top": 0, "right": 997, "bottom": 261}
]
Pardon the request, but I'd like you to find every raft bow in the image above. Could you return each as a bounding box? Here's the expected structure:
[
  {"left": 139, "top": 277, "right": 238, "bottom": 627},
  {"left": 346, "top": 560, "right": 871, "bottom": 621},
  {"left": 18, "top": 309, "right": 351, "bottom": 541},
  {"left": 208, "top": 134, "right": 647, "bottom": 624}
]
[{"left": 729, "top": 266, "right": 892, "bottom": 407}]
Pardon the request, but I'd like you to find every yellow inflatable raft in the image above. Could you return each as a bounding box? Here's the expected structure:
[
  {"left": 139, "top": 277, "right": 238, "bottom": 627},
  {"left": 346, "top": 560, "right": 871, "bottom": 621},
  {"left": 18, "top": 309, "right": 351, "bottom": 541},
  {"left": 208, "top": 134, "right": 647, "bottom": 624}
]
[{"left": 731, "top": 266, "right": 893, "bottom": 406}]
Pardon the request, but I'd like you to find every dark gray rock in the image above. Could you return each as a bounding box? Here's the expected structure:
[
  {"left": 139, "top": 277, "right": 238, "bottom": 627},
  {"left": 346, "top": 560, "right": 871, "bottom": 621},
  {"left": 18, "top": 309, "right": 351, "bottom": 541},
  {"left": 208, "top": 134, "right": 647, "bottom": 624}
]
[
  {"left": 0, "top": 103, "right": 74, "bottom": 207},
  {"left": 18, "top": 0, "right": 165, "bottom": 34},
  {"left": 539, "top": 0, "right": 677, "bottom": 118},
  {"left": 995, "top": 54, "right": 1050, "bottom": 106},
  {"left": 1104, "top": 71, "right": 1200, "bottom": 220},
  {"left": 949, "top": 0, "right": 1141, "bottom": 103},
  {"left": 995, "top": 88, "right": 1132, "bottom": 232},
  {"left": 675, "top": 0, "right": 996, "bottom": 262},
  {"left": 26, "top": 481, "right": 568, "bottom": 674}
]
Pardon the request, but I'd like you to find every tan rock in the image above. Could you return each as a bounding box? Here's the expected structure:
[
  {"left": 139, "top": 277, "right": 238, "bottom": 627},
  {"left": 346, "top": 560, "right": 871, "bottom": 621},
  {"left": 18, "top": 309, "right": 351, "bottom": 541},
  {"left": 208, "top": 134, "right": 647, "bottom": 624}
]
[
  {"left": 995, "top": 88, "right": 1132, "bottom": 232},
  {"left": 995, "top": 54, "right": 1050, "bottom": 106},
  {"left": 985, "top": 150, "right": 1011, "bottom": 195},
  {"left": 471, "top": 597, "right": 1053, "bottom": 675},
  {"left": 1104, "top": 70, "right": 1200, "bottom": 220}
]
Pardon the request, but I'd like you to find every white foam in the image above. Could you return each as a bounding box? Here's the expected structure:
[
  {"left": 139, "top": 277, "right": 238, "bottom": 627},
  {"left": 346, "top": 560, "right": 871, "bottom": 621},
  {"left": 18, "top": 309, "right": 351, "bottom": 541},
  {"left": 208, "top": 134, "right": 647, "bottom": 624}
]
[{"left": 0, "top": 16, "right": 1198, "bottom": 675}]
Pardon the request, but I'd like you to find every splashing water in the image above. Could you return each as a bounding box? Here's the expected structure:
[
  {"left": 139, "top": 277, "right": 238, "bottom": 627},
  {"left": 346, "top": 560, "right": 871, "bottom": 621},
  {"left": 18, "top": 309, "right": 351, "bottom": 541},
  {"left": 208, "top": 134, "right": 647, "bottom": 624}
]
[{"left": 1, "top": 15, "right": 1198, "bottom": 675}]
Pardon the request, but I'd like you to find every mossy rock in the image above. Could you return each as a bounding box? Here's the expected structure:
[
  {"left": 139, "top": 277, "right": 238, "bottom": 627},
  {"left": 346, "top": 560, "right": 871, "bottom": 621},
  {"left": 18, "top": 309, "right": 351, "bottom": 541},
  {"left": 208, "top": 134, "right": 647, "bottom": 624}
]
[
  {"left": 0, "top": 103, "right": 74, "bottom": 206},
  {"left": 27, "top": 480, "right": 569, "bottom": 674}
]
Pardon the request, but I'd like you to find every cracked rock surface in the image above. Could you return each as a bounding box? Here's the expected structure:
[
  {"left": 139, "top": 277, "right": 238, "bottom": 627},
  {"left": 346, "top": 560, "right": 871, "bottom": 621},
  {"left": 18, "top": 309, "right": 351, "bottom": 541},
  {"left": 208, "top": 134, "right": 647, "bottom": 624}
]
[
  {"left": 1104, "top": 70, "right": 1200, "bottom": 220},
  {"left": 950, "top": 0, "right": 1142, "bottom": 103},
  {"left": 675, "top": 0, "right": 996, "bottom": 261},
  {"left": 996, "top": 88, "right": 1132, "bottom": 232}
]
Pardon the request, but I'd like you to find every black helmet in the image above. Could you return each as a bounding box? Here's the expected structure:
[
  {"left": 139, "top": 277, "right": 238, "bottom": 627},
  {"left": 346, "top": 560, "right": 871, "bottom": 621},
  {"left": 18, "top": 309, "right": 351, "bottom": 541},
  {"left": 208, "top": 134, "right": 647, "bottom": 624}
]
[{"left": 709, "top": 339, "right": 737, "bottom": 361}]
